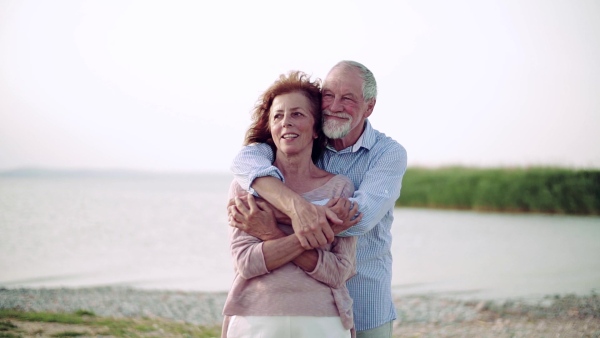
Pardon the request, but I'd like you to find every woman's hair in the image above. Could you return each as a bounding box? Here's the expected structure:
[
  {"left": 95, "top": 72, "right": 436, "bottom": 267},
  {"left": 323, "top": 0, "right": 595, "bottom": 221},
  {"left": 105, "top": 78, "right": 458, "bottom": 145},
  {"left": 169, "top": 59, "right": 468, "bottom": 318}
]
[{"left": 244, "top": 71, "right": 326, "bottom": 163}]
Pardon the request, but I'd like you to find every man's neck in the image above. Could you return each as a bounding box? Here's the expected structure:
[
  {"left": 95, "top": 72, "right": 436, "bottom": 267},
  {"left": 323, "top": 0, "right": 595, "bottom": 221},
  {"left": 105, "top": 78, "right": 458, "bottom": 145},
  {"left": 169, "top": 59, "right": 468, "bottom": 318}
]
[{"left": 329, "top": 121, "right": 367, "bottom": 151}]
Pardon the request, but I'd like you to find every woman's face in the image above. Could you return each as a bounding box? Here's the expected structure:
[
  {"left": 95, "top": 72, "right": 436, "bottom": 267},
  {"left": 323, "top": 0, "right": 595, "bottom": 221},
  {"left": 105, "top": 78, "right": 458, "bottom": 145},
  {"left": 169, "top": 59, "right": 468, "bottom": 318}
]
[{"left": 269, "top": 92, "right": 317, "bottom": 157}]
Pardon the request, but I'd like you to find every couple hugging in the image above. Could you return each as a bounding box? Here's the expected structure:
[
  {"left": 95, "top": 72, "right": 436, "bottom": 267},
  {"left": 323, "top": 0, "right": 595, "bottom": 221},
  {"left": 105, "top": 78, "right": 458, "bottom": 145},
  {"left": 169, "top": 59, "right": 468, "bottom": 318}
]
[{"left": 223, "top": 60, "right": 407, "bottom": 338}]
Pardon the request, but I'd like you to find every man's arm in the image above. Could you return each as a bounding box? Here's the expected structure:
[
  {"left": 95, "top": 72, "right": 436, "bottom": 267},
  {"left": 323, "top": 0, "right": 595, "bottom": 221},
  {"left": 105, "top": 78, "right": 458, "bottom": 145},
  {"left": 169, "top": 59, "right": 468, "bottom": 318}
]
[
  {"left": 229, "top": 193, "right": 319, "bottom": 271},
  {"left": 230, "top": 143, "right": 282, "bottom": 194},
  {"left": 228, "top": 195, "right": 360, "bottom": 235},
  {"left": 252, "top": 177, "right": 341, "bottom": 248},
  {"left": 338, "top": 143, "right": 408, "bottom": 236},
  {"left": 229, "top": 182, "right": 358, "bottom": 281},
  {"left": 230, "top": 144, "right": 341, "bottom": 249}
]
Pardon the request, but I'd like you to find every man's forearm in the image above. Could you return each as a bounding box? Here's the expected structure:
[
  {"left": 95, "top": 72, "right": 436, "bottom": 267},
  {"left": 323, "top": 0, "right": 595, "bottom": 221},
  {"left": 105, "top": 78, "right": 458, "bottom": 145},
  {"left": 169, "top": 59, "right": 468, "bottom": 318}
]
[
  {"left": 252, "top": 176, "right": 336, "bottom": 248},
  {"left": 252, "top": 176, "right": 308, "bottom": 219}
]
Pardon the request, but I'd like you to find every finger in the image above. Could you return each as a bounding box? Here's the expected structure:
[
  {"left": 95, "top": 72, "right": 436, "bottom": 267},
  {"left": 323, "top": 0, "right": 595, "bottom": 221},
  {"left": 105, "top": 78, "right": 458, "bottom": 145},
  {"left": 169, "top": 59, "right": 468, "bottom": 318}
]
[
  {"left": 228, "top": 204, "right": 244, "bottom": 219},
  {"left": 326, "top": 197, "right": 340, "bottom": 208},
  {"left": 344, "top": 198, "right": 351, "bottom": 209},
  {"left": 232, "top": 221, "right": 247, "bottom": 231},
  {"left": 255, "top": 200, "right": 273, "bottom": 215},
  {"left": 255, "top": 199, "right": 268, "bottom": 210},
  {"left": 246, "top": 193, "right": 259, "bottom": 212},
  {"left": 348, "top": 212, "right": 363, "bottom": 227},
  {"left": 307, "top": 233, "right": 327, "bottom": 249},
  {"left": 234, "top": 197, "right": 249, "bottom": 214},
  {"left": 348, "top": 201, "right": 359, "bottom": 216},
  {"left": 228, "top": 203, "right": 240, "bottom": 213},
  {"left": 227, "top": 205, "right": 238, "bottom": 221},
  {"left": 322, "top": 224, "right": 335, "bottom": 244},
  {"left": 230, "top": 211, "right": 243, "bottom": 224},
  {"left": 306, "top": 226, "right": 329, "bottom": 247},
  {"left": 227, "top": 219, "right": 240, "bottom": 228},
  {"left": 296, "top": 233, "right": 311, "bottom": 250},
  {"left": 325, "top": 208, "right": 343, "bottom": 225},
  {"left": 227, "top": 198, "right": 236, "bottom": 209}
]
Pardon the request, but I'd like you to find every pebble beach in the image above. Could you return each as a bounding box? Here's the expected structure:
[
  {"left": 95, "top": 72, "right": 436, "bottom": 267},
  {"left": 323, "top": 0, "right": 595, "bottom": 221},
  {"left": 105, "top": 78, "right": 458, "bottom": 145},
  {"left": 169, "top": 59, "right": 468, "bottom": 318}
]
[{"left": 1, "top": 287, "right": 599, "bottom": 337}]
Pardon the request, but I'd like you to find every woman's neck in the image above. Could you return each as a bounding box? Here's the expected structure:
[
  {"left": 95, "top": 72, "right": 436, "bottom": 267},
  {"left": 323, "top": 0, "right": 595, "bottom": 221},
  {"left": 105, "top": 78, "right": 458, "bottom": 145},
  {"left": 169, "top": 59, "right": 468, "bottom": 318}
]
[
  {"left": 274, "top": 151, "right": 323, "bottom": 193},
  {"left": 274, "top": 152, "right": 313, "bottom": 178}
]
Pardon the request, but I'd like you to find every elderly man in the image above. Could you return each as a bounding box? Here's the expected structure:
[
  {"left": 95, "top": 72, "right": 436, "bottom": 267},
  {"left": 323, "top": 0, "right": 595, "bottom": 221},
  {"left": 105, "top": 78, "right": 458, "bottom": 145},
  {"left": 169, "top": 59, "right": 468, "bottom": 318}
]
[{"left": 229, "top": 60, "right": 407, "bottom": 337}]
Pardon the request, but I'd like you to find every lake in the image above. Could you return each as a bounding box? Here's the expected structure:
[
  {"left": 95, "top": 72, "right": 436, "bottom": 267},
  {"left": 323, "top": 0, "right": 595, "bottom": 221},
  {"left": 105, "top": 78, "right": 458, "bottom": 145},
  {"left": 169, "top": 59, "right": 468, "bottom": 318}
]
[{"left": 1, "top": 174, "right": 599, "bottom": 301}]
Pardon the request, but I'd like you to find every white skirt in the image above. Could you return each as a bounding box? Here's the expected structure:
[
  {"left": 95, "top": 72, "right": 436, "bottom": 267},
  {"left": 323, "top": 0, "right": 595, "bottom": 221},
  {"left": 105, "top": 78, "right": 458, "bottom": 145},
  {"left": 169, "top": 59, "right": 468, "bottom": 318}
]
[{"left": 227, "top": 315, "right": 351, "bottom": 338}]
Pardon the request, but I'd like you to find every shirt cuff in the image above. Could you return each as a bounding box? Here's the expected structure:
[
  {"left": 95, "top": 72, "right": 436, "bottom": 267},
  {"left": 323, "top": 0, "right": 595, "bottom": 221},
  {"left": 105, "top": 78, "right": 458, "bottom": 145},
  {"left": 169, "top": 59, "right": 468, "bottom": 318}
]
[{"left": 247, "top": 166, "right": 285, "bottom": 197}]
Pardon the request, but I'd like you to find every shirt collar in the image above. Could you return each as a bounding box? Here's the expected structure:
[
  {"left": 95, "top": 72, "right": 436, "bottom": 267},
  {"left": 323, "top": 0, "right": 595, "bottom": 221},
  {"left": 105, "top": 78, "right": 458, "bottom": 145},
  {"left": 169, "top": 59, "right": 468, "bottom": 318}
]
[{"left": 326, "top": 119, "right": 375, "bottom": 153}]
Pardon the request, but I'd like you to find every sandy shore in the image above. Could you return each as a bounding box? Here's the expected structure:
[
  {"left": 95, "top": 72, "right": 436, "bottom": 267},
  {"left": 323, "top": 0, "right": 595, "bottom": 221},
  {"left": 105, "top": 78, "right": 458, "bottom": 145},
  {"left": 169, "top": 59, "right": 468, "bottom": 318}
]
[{"left": 1, "top": 287, "right": 599, "bottom": 337}]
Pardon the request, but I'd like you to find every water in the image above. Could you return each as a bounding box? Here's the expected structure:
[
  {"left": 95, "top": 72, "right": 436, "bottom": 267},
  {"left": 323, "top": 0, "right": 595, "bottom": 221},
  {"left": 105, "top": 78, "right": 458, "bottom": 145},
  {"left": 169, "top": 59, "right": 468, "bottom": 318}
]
[
  {"left": 391, "top": 208, "right": 600, "bottom": 300},
  {"left": 1, "top": 174, "right": 599, "bottom": 300},
  {"left": 0, "top": 173, "right": 233, "bottom": 292}
]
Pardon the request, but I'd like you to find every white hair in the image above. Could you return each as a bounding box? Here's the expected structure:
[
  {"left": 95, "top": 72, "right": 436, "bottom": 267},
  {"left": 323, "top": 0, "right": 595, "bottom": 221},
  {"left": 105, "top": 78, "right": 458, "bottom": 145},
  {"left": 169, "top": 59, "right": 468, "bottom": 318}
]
[{"left": 332, "top": 60, "right": 377, "bottom": 101}]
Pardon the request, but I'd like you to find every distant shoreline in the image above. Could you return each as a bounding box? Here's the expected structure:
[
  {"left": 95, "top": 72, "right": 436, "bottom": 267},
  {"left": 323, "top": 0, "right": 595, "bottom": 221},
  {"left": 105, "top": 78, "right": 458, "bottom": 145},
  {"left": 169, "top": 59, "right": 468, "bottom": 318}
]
[
  {"left": 398, "top": 166, "right": 600, "bottom": 215},
  {"left": 3, "top": 167, "right": 600, "bottom": 216},
  {"left": 0, "top": 168, "right": 231, "bottom": 178}
]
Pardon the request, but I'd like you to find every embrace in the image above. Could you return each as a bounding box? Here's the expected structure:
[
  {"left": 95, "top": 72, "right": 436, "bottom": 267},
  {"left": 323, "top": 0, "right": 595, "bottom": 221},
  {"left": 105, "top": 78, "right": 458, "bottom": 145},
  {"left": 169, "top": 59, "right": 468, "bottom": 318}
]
[{"left": 223, "top": 60, "right": 407, "bottom": 338}]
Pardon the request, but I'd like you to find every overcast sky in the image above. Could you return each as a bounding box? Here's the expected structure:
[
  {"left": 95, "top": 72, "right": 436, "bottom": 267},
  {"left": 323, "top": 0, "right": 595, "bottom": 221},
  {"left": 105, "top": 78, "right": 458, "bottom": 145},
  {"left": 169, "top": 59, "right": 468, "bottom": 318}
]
[{"left": 1, "top": 0, "right": 599, "bottom": 173}]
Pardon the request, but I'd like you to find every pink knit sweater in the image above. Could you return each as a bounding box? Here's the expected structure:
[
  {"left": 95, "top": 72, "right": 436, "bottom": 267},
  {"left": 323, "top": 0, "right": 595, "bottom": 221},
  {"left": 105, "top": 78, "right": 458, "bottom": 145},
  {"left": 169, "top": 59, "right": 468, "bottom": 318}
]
[{"left": 222, "top": 175, "right": 357, "bottom": 330}]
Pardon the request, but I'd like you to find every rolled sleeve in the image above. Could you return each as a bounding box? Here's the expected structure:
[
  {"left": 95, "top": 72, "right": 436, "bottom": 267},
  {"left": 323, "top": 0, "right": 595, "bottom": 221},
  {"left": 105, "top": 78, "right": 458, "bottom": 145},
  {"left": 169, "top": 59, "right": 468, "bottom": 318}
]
[{"left": 230, "top": 143, "right": 283, "bottom": 196}]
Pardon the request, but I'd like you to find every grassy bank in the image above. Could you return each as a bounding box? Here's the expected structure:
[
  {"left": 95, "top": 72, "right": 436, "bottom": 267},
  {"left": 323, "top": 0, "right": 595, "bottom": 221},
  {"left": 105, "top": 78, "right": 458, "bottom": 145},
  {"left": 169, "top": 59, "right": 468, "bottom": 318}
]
[
  {"left": 0, "top": 309, "right": 221, "bottom": 337},
  {"left": 1, "top": 293, "right": 598, "bottom": 338},
  {"left": 397, "top": 167, "right": 600, "bottom": 215}
]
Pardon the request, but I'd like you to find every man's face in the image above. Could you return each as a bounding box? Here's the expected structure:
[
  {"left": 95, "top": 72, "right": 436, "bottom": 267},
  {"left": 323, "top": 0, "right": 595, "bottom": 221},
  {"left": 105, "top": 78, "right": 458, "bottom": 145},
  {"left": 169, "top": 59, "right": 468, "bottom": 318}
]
[{"left": 321, "top": 66, "right": 373, "bottom": 140}]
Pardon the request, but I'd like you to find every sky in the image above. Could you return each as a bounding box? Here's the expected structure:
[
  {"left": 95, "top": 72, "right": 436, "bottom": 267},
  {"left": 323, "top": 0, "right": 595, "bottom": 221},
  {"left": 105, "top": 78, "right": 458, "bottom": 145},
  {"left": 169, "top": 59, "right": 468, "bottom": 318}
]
[{"left": 1, "top": 0, "right": 599, "bottom": 173}]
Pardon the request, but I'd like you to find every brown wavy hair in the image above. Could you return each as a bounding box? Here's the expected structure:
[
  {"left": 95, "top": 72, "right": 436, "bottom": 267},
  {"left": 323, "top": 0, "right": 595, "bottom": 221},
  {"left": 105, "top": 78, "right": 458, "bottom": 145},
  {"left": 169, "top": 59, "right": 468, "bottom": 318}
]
[{"left": 244, "top": 71, "right": 326, "bottom": 163}]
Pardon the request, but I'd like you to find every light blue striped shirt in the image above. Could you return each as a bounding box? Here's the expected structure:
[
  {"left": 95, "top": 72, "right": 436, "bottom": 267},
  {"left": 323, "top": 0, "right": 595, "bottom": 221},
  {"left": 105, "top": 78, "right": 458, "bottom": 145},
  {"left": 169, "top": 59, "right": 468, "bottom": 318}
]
[{"left": 230, "top": 120, "right": 408, "bottom": 331}]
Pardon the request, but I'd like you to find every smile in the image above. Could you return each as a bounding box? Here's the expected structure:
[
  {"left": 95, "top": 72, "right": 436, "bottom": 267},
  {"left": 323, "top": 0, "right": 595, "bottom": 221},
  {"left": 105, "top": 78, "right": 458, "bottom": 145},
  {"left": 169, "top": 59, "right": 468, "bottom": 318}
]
[
  {"left": 324, "top": 112, "right": 351, "bottom": 120},
  {"left": 282, "top": 133, "right": 299, "bottom": 139}
]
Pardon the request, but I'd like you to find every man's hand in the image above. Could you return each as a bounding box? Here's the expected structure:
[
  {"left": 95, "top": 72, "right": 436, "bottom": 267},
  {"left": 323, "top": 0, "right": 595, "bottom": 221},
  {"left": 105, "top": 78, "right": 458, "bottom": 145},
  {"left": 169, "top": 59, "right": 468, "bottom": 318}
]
[
  {"left": 228, "top": 193, "right": 285, "bottom": 241},
  {"left": 326, "top": 197, "right": 362, "bottom": 235},
  {"left": 289, "top": 199, "right": 341, "bottom": 249}
]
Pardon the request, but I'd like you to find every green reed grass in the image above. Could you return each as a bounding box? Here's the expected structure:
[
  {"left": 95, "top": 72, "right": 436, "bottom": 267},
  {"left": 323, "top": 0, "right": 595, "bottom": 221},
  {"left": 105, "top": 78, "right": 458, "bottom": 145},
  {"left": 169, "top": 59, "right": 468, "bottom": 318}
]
[
  {"left": 397, "top": 167, "right": 600, "bottom": 215},
  {"left": 0, "top": 309, "right": 221, "bottom": 337}
]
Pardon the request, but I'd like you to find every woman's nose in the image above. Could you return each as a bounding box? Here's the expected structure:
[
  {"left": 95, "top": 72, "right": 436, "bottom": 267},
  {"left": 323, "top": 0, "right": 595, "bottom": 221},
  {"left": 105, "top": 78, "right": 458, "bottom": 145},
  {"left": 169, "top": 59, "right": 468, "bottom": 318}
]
[{"left": 282, "top": 115, "right": 292, "bottom": 127}]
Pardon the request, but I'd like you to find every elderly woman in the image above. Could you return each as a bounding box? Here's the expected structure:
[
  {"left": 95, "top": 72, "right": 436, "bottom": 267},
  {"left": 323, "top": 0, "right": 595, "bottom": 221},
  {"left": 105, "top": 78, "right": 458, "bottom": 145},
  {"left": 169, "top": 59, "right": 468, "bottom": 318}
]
[{"left": 222, "top": 71, "right": 357, "bottom": 338}]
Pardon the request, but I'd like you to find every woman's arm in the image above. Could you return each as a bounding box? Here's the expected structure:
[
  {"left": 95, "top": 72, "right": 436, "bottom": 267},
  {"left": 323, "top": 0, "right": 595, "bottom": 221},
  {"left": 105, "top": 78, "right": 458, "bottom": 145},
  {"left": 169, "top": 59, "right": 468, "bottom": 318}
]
[
  {"left": 230, "top": 143, "right": 340, "bottom": 249},
  {"left": 229, "top": 177, "right": 358, "bottom": 278},
  {"left": 230, "top": 191, "right": 319, "bottom": 272},
  {"left": 305, "top": 236, "right": 357, "bottom": 288},
  {"left": 299, "top": 177, "right": 358, "bottom": 287},
  {"left": 229, "top": 227, "right": 270, "bottom": 279}
]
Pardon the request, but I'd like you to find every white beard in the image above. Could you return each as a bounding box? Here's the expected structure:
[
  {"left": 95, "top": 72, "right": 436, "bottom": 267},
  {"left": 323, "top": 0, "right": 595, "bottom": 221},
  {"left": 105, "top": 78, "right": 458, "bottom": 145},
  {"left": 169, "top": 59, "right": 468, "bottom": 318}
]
[{"left": 322, "top": 111, "right": 352, "bottom": 139}]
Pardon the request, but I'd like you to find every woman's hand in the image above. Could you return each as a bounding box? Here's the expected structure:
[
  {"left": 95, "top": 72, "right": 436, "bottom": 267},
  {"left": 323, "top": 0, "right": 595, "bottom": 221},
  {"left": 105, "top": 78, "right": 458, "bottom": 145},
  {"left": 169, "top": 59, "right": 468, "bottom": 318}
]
[
  {"left": 228, "top": 193, "right": 285, "bottom": 241},
  {"left": 326, "top": 197, "right": 362, "bottom": 235}
]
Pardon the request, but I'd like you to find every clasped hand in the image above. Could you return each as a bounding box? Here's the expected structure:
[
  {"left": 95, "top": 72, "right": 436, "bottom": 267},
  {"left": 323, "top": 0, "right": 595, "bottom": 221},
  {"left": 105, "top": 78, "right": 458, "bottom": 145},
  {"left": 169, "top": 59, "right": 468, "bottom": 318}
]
[{"left": 228, "top": 194, "right": 362, "bottom": 249}]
